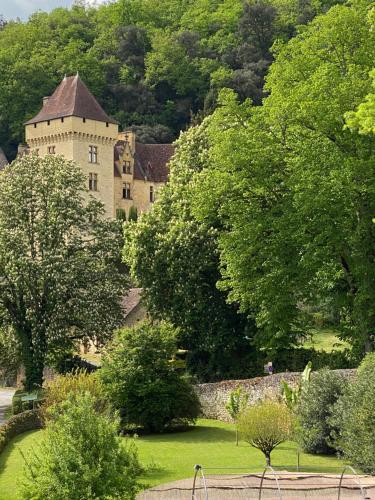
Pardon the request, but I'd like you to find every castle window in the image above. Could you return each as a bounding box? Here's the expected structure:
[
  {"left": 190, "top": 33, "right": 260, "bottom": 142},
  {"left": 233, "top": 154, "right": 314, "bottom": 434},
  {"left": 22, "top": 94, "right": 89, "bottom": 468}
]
[
  {"left": 89, "top": 145, "right": 98, "bottom": 163},
  {"left": 150, "top": 186, "right": 155, "bottom": 202},
  {"left": 106, "top": 122, "right": 109, "bottom": 127},
  {"left": 89, "top": 173, "right": 98, "bottom": 191},
  {"left": 123, "top": 182, "right": 131, "bottom": 199},
  {"left": 122, "top": 161, "right": 131, "bottom": 174},
  {"left": 34, "top": 124, "right": 37, "bottom": 129},
  {"left": 61, "top": 118, "right": 64, "bottom": 123},
  {"left": 48, "top": 146, "right": 56, "bottom": 154},
  {"left": 47, "top": 120, "right": 50, "bottom": 126},
  {"left": 83, "top": 118, "right": 86, "bottom": 123}
]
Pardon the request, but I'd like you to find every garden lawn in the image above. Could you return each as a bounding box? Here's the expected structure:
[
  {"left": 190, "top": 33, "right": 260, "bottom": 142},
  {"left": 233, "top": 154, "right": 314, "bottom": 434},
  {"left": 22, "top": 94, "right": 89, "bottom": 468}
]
[
  {"left": 302, "top": 327, "right": 349, "bottom": 352},
  {"left": 0, "top": 419, "right": 346, "bottom": 498}
]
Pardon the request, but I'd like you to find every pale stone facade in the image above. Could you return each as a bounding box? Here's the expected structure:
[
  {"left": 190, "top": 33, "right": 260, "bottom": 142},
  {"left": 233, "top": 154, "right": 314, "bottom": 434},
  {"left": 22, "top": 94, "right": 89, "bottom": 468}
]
[{"left": 24, "top": 75, "right": 174, "bottom": 219}]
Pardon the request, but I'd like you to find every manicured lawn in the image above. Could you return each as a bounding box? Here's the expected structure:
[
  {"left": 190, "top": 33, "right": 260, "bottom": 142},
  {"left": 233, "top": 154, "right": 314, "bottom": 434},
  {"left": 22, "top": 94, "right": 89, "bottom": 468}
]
[
  {"left": 302, "top": 327, "right": 349, "bottom": 352},
  {"left": 0, "top": 419, "right": 346, "bottom": 498}
]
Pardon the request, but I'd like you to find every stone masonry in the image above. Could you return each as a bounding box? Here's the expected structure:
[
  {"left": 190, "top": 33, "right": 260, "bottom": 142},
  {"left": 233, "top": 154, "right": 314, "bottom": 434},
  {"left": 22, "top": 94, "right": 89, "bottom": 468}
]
[{"left": 195, "top": 369, "right": 356, "bottom": 422}]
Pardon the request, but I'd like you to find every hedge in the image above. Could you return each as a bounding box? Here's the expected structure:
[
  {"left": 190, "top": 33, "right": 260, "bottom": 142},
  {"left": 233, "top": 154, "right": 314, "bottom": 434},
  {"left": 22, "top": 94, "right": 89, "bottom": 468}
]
[{"left": 0, "top": 409, "right": 43, "bottom": 455}]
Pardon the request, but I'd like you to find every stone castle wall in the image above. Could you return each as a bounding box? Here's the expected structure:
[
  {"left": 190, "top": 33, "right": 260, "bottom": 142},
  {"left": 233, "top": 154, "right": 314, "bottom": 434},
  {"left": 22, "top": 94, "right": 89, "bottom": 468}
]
[{"left": 195, "top": 369, "right": 356, "bottom": 422}]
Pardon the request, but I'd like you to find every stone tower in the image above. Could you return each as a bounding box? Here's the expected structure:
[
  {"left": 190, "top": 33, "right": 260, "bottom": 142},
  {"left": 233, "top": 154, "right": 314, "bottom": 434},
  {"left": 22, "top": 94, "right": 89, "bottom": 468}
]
[{"left": 25, "top": 74, "right": 118, "bottom": 218}]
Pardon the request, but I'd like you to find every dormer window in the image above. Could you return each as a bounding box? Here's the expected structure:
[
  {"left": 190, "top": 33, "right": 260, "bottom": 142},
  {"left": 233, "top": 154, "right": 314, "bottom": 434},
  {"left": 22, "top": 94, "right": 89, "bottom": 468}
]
[
  {"left": 83, "top": 118, "right": 86, "bottom": 123},
  {"left": 122, "top": 161, "right": 131, "bottom": 174},
  {"left": 48, "top": 146, "right": 56, "bottom": 154},
  {"left": 106, "top": 122, "right": 109, "bottom": 127},
  {"left": 47, "top": 120, "right": 50, "bottom": 126},
  {"left": 34, "top": 124, "right": 37, "bottom": 129},
  {"left": 89, "top": 145, "right": 97, "bottom": 163}
]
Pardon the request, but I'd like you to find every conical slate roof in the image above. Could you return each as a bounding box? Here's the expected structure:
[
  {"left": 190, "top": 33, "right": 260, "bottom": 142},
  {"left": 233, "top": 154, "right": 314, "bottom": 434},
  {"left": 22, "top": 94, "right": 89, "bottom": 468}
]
[{"left": 25, "top": 74, "right": 117, "bottom": 125}]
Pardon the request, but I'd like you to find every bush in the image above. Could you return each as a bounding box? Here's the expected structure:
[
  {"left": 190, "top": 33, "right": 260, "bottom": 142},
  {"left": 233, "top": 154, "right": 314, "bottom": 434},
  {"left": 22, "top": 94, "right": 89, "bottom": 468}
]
[
  {"left": 330, "top": 353, "right": 375, "bottom": 473},
  {"left": 41, "top": 371, "right": 108, "bottom": 423},
  {"left": 298, "top": 369, "right": 347, "bottom": 454},
  {"left": 99, "top": 321, "right": 201, "bottom": 432},
  {"left": 12, "top": 389, "right": 44, "bottom": 415},
  {"left": 237, "top": 401, "right": 293, "bottom": 466},
  {"left": 21, "top": 393, "right": 141, "bottom": 500},
  {"left": 0, "top": 410, "right": 43, "bottom": 454}
]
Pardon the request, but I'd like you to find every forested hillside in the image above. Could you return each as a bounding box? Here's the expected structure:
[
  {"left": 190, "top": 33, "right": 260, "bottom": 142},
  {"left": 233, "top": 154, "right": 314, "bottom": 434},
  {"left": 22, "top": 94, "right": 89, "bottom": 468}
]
[{"left": 0, "top": 0, "right": 344, "bottom": 159}]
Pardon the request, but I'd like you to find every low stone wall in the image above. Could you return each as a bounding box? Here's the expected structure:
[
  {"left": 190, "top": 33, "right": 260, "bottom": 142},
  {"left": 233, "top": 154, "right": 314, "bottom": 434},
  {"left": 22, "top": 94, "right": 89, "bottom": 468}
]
[{"left": 195, "top": 369, "right": 356, "bottom": 422}]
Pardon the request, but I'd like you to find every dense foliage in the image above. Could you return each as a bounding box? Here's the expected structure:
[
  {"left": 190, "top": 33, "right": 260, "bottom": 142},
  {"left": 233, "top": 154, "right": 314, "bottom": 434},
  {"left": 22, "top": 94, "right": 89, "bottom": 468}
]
[
  {"left": 0, "top": 154, "right": 127, "bottom": 390},
  {"left": 298, "top": 369, "right": 347, "bottom": 454},
  {"left": 331, "top": 354, "right": 375, "bottom": 473},
  {"left": 124, "top": 122, "right": 259, "bottom": 381},
  {"left": 21, "top": 393, "right": 141, "bottom": 500},
  {"left": 41, "top": 372, "right": 108, "bottom": 423},
  {"left": 99, "top": 321, "right": 201, "bottom": 432},
  {"left": 192, "top": 0, "right": 375, "bottom": 355},
  {"left": 0, "top": 0, "right": 346, "bottom": 159},
  {"left": 237, "top": 401, "right": 293, "bottom": 465}
]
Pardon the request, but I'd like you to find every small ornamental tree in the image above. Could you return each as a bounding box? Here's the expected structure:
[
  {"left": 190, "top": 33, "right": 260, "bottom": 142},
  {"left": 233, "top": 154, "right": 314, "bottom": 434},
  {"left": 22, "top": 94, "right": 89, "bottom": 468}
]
[
  {"left": 0, "top": 154, "right": 127, "bottom": 390},
  {"left": 237, "top": 401, "right": 293, "bottom": 466},
  {"left": 21, "top": 393, "right": 141, "bottom": 500},
  {"left": 226, "top": 387, "right": 249, "bottom": 445},
  {"left": 99, "top": 321, "right": 201, "bottom": 432}
]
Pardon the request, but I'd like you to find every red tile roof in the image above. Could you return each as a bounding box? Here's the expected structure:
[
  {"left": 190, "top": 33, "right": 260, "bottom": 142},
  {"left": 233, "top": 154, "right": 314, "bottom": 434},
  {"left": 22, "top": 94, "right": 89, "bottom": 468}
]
[
  {"left": 122, "top": 288, "right": 143, "bottom": 318},
  {"left": 114, "top": 141, "right": 174, "bottom": 183},
  {"left": 25, "top": 75, "right": 117, "bottom": 125}
]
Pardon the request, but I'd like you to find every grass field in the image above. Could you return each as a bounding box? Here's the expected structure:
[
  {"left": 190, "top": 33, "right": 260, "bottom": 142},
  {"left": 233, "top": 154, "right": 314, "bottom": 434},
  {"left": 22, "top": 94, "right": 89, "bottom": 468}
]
[
  {"left": 302, "top": 327, "right": 349, "bottom": 352},
  {"left": 0, "top": 419, "right": 346, "bottom": 499}
]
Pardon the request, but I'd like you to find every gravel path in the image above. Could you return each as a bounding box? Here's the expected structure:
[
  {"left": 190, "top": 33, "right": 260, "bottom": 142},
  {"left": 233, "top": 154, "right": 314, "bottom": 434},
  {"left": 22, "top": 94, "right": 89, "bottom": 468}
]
[
  {"left": 0, "top": 388, "right": 15, "bottom": 426},
  {"left": 138, "top": 473, "right": 375, "bottom": 499}
]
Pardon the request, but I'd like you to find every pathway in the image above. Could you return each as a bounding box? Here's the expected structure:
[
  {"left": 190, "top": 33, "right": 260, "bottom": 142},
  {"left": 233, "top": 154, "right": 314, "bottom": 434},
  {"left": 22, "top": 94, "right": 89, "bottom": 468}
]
[
  {"left": 0, "top": 389, "right": 14, "bottom": 426},
  {"left": 138, "top": 473, "right": 375, "bottom": 499}
]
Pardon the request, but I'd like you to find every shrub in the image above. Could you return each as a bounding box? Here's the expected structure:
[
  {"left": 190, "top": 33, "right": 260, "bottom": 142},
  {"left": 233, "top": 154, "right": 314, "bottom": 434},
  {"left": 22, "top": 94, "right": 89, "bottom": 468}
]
[
  {"left": 21, "top": 393, "right": 141, "bottom": 500},
  {"left": 0, "top": 410, "right": 43, "bottom": 454},
  {"left": 41, "top": 371, "right": 108, "bottom": 422},
  {"left": 330, "top": 353, "right": 375, "bottom": 473},
  {"left": 99, "top": 321, "right": 201, "bottom": 432},
  {"left": 298, "top": 369, "right": 347, "bottom": 454},
  {"left": 237, "top": 401, "right": 293, "bottom": 466}
]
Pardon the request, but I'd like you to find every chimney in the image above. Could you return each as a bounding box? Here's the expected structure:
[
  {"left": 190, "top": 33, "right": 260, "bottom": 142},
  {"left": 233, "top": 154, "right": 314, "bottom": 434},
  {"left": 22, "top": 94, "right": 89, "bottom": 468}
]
[{"left": 43, "top": 96, "right": 50, "bottom": 107}]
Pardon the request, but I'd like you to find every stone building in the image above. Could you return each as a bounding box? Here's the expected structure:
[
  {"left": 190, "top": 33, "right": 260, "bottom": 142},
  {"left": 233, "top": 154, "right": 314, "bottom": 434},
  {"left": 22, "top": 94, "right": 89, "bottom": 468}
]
[
  {"left": 24, "top": 74, "right": 174, "bottom": 219},
  {"left": 0, "top": 148, "right": 8, "bottom": 170}
]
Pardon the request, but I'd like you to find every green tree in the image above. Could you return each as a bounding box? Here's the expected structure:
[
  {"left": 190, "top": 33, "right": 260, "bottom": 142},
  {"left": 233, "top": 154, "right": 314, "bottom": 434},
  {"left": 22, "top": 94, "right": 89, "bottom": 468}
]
[
  {"left": 99, "top": 321, "right": 201, "bottom": 432},
  {"left": 237, "top": 401, "right": 293, "bottom": 466},
  {"left": 21, "top": 393, "right": 141, "bottom": 500},
  {"left": 124, "top": 121, "right": 258, "bottom": 381},
  {"left": 0, "top": 154, "right": 127, "bottom": 390},
  {"left": 195, "top": 0, "right": 375, "bottom": 354}
]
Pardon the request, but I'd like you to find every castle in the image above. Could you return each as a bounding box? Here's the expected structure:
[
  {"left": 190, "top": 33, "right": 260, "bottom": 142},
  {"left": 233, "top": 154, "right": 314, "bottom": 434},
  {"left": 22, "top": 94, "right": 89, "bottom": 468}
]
[{"left": 22, "top": 74, "right": 174, "bottom": 219}]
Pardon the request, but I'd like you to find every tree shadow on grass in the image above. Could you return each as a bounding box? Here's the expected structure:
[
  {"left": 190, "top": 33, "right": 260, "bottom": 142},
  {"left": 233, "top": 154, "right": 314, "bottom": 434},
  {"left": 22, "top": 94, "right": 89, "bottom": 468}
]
[{"left": 138, "top": 422, "right": 236, "bottom": 444}]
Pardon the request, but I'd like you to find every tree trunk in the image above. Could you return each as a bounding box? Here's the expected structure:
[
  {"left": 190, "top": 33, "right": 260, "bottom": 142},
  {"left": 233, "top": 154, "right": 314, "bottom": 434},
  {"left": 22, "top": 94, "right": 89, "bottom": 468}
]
[
  {"left": 20, "top": 330, "right": 45, "bottom": 391},
  {"left": 265, "top": 453, "right": 271, "bottom": 467}
]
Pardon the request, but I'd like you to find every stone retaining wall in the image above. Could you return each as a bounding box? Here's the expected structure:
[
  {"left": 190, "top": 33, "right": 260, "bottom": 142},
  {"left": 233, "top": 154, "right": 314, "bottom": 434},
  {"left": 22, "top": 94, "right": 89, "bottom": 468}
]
[{"left": 195, "top": 369, "right": 356, "bottom": 422}]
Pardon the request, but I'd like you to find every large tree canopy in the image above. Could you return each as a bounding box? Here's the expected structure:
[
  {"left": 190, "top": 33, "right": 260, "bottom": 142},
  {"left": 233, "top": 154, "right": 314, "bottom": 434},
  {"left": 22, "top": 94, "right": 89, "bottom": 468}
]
[
  {"left": 123, "top": 122, "right": 258, "bottom": 382},
  {"left": 0, "top": 0, "right": 347, "bottom": 159},
  {"left": 193, "top": 0, "right": 375, "bottom": 354},
  {"left": 0, "top": 154, "right": 127, "bottom": 389}
]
